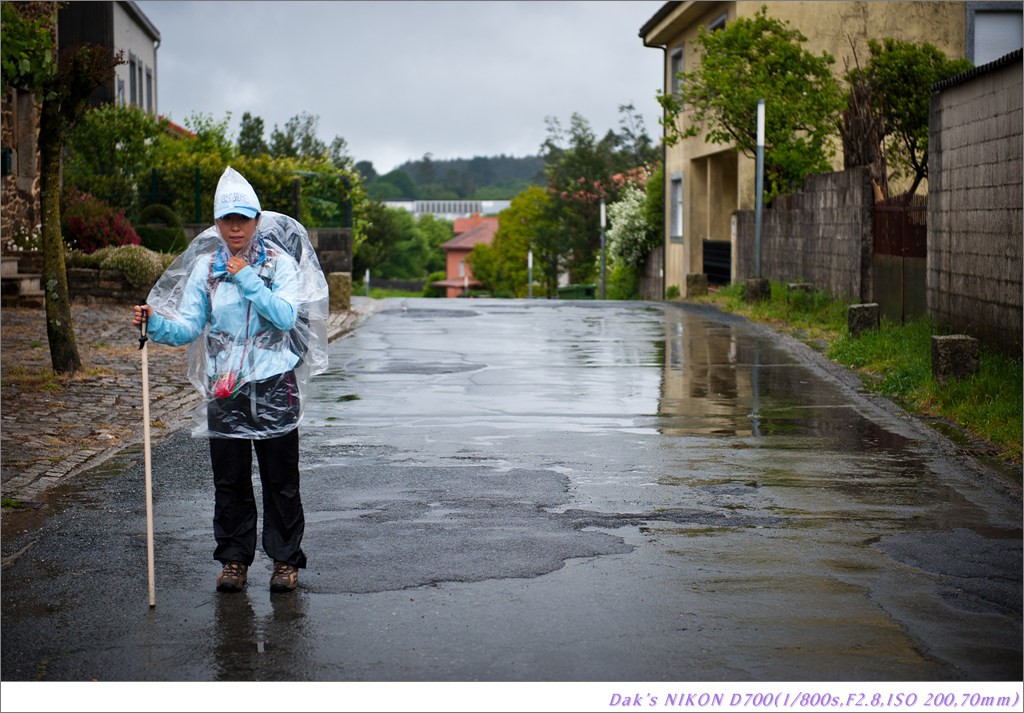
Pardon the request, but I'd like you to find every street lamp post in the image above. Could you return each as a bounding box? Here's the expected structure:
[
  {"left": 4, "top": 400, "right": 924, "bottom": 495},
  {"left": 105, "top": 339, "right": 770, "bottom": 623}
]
[
  {"left": 755, "top": 99, "right": 765, "bottom": 279},
  {"left": 528, "top": 248, "right": 533, "bottom": 299}
]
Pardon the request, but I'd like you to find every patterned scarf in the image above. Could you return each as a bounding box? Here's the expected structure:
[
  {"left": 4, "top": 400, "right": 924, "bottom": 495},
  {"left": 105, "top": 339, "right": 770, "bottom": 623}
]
[{"left": 211, "top": 236, "right": 267, "bottom": 277}]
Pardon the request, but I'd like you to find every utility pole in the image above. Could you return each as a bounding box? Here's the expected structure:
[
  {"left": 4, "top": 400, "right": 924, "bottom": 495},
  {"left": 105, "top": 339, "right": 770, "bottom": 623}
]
[{"left": 600, "top": 199, "right": 607, "bottom": 299}]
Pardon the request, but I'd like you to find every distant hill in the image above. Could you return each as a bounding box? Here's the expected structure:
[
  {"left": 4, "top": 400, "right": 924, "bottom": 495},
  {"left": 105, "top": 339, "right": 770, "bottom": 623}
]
[{"left": 361, "top": 154, "right": 546, "bottom": 201}]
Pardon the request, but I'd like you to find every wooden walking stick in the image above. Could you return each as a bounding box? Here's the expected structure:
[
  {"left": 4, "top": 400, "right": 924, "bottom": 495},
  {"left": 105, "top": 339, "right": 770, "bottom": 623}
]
[{"left": 138, "top": 302, "right": 156, "bottom": 608}]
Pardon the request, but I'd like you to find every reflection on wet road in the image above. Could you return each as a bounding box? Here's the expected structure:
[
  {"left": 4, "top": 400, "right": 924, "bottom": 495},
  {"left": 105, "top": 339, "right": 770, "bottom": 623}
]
[
  {"left": 302, "top": 298, "right": 1021, "bottom": 680},
  {"left": 2, "top": 298, "right": 1019, "bottom": 684}
]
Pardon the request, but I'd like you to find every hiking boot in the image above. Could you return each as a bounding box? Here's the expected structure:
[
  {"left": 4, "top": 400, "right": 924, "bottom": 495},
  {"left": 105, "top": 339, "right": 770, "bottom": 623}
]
[
  {"left": 270, "top": 561, "right": 298, "bottom": 592},
  {"left": 216, "top": 561, "right": 247, "bottom": 592}
]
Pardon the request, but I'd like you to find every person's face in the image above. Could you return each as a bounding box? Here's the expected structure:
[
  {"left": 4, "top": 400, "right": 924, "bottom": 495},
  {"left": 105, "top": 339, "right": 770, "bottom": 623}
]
[{"left": 216, "top": 214, "right": 258, "bottom": 254}]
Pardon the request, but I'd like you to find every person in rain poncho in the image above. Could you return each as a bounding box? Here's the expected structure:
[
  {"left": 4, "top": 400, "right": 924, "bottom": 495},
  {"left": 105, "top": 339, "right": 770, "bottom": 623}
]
[{"left": 133, "top": 167, "right": 329, "bottom": 593}]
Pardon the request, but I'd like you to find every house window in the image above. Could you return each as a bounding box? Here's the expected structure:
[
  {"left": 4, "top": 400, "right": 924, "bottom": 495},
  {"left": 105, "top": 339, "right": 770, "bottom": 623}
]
[
  {"left": 972, "top": 9, "right": 1023, "bottom": 64},
  {"left": 458, "top": 259, "right": 466, "bottom": 277},
  {"left": 145, "top": 69, "right": 153, "bottom": 113},
  {"left": 138, "top": 64, "right": 143, "bottom": 107},
  {"left": 670, "top": 45, "right": 684, "bottom": 95},
  {"left": 708, "top": 12, "right": 727, "bottom": 31},
  {"left": 670, "top": 173, "right": 683, "bottom": 243},
  {"left": 117, "top": 79, "right": 126, "bottom": 107},
  {"left": 129, "top": 55, "right": 137, "bottom": 105}
]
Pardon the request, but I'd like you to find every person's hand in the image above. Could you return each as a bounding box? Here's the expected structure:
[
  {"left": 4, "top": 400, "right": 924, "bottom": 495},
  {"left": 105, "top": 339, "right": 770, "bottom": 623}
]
[
  {"left": 133, "top": 304, "right": 150, "bottom": 328},
  {"left": 226, "top": 256, "right": 247, "bottom": 275}
]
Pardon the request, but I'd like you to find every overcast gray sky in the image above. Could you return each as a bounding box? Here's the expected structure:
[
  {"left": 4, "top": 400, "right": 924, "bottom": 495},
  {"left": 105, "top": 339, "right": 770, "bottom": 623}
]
[{"left": 134, "top": 0, "right": 666, "bottom": 175}]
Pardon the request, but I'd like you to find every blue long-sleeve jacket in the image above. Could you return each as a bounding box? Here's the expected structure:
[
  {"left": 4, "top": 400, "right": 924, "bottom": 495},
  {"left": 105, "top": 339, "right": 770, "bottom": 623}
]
[{"left": 147, "top": 241, "right": 301, "bottom": 385}]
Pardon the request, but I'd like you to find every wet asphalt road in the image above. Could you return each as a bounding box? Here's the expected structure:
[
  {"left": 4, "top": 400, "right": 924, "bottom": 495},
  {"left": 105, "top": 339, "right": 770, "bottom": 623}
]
[{"left": 1, "top": 298, "right": 1021, "bottom": 683}]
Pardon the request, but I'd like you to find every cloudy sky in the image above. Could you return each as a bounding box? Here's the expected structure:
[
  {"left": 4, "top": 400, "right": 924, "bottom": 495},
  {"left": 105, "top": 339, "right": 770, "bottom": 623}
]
[{"left": 134, "top": 0, "right": 666, "bottom": 175}]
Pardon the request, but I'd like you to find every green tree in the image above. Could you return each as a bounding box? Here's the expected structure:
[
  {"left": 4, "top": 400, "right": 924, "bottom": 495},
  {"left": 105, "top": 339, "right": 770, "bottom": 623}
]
[
  {"left": 468, "top": 185, "right": 558, "bottom": 298},
  {"left": 357, "top": 209, "right": 448, "bottom": 280},
  {"left": 658, "top": 5, "right": 844, "bottom": 200},
  {"left": 2, "top": 2, "right": 121, "bottom": 373},
  {"left": 375, "top": 168, "right": 418, "bottom": 200},
  {"left": 148, "top": 111, "right": 238, "bottom": 223},
  {"left": 366, "top": 180, "right": 404, "bottom": 201},
  {"left": 540, "top": 108, "right": 649, "bottom": 284},
  {"left": 417, "top": 183, "right": 461, "bottom": 200},
  {"left": 178, "top": 111, "right": 235, "bottom": 162},
  {"left": 393, "top": 216, "right": 435, "bottom": 279},
  {"left": 413, "top": 152, "right": 436, "bottom": 185},
  {"left": 853, "top": 38, "right": 972, "bottom": 197},
  {"left": 415, "top": 213, "right": 453, "bottom": 275},
  {"left": 441, "top": 166, "right": 475, "bottom": 198},
  {"left": 270, "top": 111, "right": 327, "bottom": 159},
  {"left": 642, "top": 162, "right": 665, "bottom": 254},
  {"left": 617, "top": 102, "right": 660, "bottom": 168},
  {"left": 355, "top": 160, "right": 378, "bottom": 183},
  {"left": 65, "top": 104, "right": 166, "bottom": 221},
  {"left": 329, "top": 135, "right": 352, "bottom": 170},
  {"left": 146, "top": 120, "right": 366, "bottom": 238},
  {"left": 354, "top": 202, "right": 408, "bottom": 279},
  {"left": 237, "top": 111, "right": 268, "bottom": 156}
]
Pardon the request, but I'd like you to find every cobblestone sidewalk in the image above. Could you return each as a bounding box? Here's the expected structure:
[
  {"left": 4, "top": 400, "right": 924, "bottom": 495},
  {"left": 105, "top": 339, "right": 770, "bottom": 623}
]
[{"left": 1, "top": 300, "right": 373, "bottom": 505}]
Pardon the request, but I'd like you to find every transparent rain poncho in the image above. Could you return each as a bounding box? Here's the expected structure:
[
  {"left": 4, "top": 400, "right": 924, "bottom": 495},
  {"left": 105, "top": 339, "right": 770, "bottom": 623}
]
[{"left": 146, "top": 211, "right": 329, "bottom": 439}]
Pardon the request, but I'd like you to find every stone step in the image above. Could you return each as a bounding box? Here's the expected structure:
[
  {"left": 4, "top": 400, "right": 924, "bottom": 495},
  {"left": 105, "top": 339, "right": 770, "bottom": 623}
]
[
  {"left": 2, "top": 273, "right": 43, "bottom": 296},
  {"left": 2, "top": 256, "right": 22, "bottom": 277},
  {"left": 1, "top": 292, "right": 44, "bottom": 308}
]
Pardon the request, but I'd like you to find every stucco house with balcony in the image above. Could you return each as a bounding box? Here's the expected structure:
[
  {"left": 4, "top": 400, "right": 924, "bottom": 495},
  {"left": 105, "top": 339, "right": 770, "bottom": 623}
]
[{"left": 639, "top": 1, "right": 1022, "bottom": 297}]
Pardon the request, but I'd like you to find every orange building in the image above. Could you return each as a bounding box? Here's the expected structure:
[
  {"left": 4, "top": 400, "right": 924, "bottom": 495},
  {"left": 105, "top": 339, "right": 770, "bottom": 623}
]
[{"left": 432, "top": 214, "right": 499, "bottom": 298}]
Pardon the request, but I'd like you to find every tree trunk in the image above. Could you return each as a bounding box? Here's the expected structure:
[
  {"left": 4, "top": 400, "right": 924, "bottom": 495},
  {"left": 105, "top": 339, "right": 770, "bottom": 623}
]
[{"left": 39, "top": 102, "right": 81, "bottom": 374}]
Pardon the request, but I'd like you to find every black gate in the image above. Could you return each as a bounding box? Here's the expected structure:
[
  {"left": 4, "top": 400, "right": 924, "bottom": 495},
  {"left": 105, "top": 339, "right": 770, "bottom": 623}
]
[
  {"left": 872, "top": 193, "right": 927, "bottom": 323},
  {"left": 703, "top": 239, "right": 731, "bottom": 286}
]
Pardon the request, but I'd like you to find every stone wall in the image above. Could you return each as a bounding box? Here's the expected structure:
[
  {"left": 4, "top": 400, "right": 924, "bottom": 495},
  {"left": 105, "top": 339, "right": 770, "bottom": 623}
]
[
  {"left": 0, "top": 4, "right": 53, "bottom": 246},
  {"left": 1, "top": 87, "right": 41, "bottom": 244},
  {"left": 310, "top": 227, "right": 352, "bottom": 274},
  {"left": 67, "top": 267, "right": 156, "bottom": 305},
  {"left": 927, "top": 51, "right": 1022, "bottom": 353},
  {"left": 734, "top": 167, "right": 874, "bottom": 302},
  {"left": 640, "top": 245, "right": 664, "bottom": 301}
]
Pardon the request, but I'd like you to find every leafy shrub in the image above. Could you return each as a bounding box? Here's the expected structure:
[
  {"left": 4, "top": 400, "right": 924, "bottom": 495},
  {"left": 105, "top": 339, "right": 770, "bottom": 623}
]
[
  {"left": 98, "top": 245, "right": 165, "bottom": 288},
  {"left": 666, "top": 284, "right": 681, "bottom": 300},
  {"left": 64, "top": 250, "right": 103, "bottom": 269},
  {"left": 61, "top": 191, "right": 140, "bottom": 253},
  {"left": 422, "top": 271, "right": 446, "bottom": 298},
  {"left": 606, "top": 262, "right": 640, "bottom": 300},
  {"left": 135, "top": 203, "right": 187, "bottom": 253},
  {"left": 159, "top": 252, "right": 177, "bottom": 270}
]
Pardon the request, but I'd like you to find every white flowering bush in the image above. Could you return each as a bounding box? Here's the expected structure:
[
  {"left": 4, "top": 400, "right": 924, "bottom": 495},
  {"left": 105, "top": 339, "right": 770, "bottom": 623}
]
[
  {"left": 3, "top": 224, "right": 42, "bottom": 252},
  {"left": 606, "top": 185, "right": 652, "bottom": 269}
]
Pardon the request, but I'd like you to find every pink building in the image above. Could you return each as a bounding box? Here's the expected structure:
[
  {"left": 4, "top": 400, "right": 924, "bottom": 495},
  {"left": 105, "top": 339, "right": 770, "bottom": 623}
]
[{"left": 432, "top": 214, "right": 499, "bottom": 298}]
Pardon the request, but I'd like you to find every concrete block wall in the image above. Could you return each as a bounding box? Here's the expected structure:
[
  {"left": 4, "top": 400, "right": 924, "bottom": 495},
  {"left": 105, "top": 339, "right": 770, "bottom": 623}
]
[
  {"left": 734, "top": 167, "right": 873, "bottom": 302},
  {"left": 928, "top": 53, "right": 1023, "bottom": 353}
]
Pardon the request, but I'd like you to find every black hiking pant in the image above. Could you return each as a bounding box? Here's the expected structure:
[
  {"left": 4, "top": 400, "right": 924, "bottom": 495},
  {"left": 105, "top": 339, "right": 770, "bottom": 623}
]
[{"left": 207, "top": 372, "right": 306, "bottom": 569}]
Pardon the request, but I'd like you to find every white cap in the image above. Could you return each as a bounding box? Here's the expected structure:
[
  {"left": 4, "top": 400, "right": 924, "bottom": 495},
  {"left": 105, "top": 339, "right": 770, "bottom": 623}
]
[{"left": 213, "top": 166, "right": 261, "bottom": 219}]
